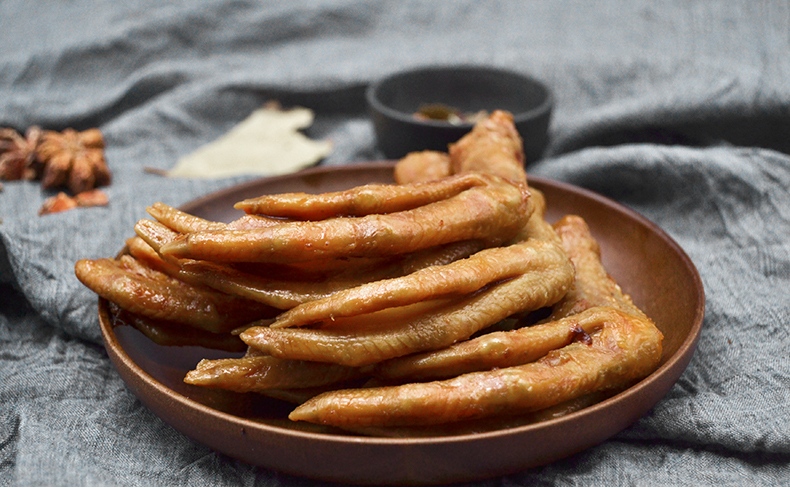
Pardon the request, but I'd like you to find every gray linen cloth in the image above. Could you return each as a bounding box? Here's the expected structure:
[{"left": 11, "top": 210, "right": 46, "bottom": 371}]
[{"left": 2, "top": 1, "right": 790, "bottom": 485}]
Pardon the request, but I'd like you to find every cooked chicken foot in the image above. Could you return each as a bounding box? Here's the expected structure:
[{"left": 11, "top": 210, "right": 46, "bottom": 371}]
[
  {"left": 288, "top": 306, "right": 663, "bottom": 427},
  {"left": 270, "top": 238, "right": 572, "bottom": 329},
  {"left": 184, "top": 355, "right": 366, "bottom": 392},
  {"left": 74, "top": 255, "right": 275, "bottom": 333},
  {"left": 159, "top": 174, "right": 532, "bottom": 263},
  {"left": 240, "top": 248, "right": 573, "bottom": 367},
  {"left": 235, "top": 171, "right": 491, "bottom": 220}
]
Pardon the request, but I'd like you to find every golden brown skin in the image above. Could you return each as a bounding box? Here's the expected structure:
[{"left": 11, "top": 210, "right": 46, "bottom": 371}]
[
  {"left": 177, "top": 260, "right": 343, "bottom": 309},
  {"left": 235, "top": 172, "right": 488, "bottom": 220},
  {"left": 184, "top": 355, "right": 365, "bottom": 392},
  {"left": 126, "top": 236, "right": 204, "bottom": 286},
  {"left": 373, "top": 211, "right": 652, "bottom": 383},
  {"left": 74, "top": 256, "right": 275, "bottom": 334},
  {"left": 374, "top": 306, "right": 618, "bottom": 382},
  {"left": 127, "top": 234, "right": 328, "bottom": 308},
  {"left": 226, "top": 214, "right": 288, "bottom": 230},
  {"left": 159, "top": 174, "right": 532, "bottom": 263},
  {"left": 133, "top": 218, "right": 184, "bottom": 261},
  {"left": 146, "top": 202, "right": 226, "bottom": 233},
  {"left": 547, "top": 215, "right": 646, "bottom": 321},
  {"left": 396, "top": 239, "right": 485, "bottom": 274},
  {"left": 108, "top": 302, "right": 247, "bottom": 352},
  {"left": 393, "top": 150, "right": 452, "bottom": 184},
  {"left": 132, "top": 222, "right": 489, "bottom": 310},
  {"left": 133, "top": 220, "right": 351, "bottom": 307},
  {"left": 136, "top": 216, "right": 389, "bottom": 280},
  {"left": 338, "top": 391, "right": 613, "bottom": 438},
  {"left": 514, "top": 187, "right": 561, "bottom": 244},
  {"left": 147, "top": 202, "right": 287, "bottom": 233},
  {"left": 288, "top": 307, "right": 663, "bottom": 427},
  {"left": 449, "top": 110, "right": 527, "bottom": 183},
  {"left": 270, "top": 238, "right": 573, "bottom": 329},
  {"left": 240, "top": 248, "right": 573, "bottom": 366}
]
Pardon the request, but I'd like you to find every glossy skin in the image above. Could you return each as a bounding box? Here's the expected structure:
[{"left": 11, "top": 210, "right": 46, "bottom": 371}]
[
  {"left": 130, "top": 226, "right": 490, "bottom": 310},
  {"left": 288, "top": 307, "right": 662, "bottom": 427},
  {"left": 545, "top": 215, "right": 647, "bottom": 321},
  {"left": 283, "top": 207, "right": 664, "bottom": 427},
  {"left": 393, "top": 150, "right": 452, "bottom": 184},
  {"left": 184, "top": 355, "right": 364, "bottom": 392},
  {"left": 159, "top": 174, "right": 532, "bottom": 264},
  {"left": 373, "top": 212, "right": 644, "bottom": 383},
  {"left": 108, "top": 302, "right": 247, "bottom": 352},
  {"left": 74, "top": 255, "right": 274, "bottom": 334},
  {"left": 235, "top": 171, "right": 490, "bottom": 220},
  {"left": 268, "top": 238, "right": 573, "bottom": 329},
  {"left": 146, "top": 202, "right": 227, "bottom": 233},
  {"left": 240, "top": 256, "right": 573, "bottom": 367},
  {"left": 274, "top": 113, "right": 662, "bottom": 427},
  {"left": 449, "top": 110, "right": 527, "bottom": 183}
]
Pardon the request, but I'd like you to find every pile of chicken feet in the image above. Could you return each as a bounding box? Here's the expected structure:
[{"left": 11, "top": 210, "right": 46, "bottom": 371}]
[{"left": 75, "top": 110, "right": 663, "bottom": 434}]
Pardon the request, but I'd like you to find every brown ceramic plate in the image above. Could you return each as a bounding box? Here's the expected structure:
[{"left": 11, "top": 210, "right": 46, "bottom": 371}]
[{"left": 98, "top": 161, "right": 704, "bottom": 485}]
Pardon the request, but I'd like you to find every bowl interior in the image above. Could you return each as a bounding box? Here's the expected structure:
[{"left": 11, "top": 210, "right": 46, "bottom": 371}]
[{"left": 369, "top": 66, "right": 552, "bottom": 125}]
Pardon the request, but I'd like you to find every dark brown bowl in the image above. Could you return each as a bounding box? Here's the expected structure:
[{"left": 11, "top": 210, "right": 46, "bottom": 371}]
[
  {"left": 367, "top": 65, "right": 553, "bottom": 162},
  {"left": 99, "top": 162, "right": 704, "bottom": 485}
]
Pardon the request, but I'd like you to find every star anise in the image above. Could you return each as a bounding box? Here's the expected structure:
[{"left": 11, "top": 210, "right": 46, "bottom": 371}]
[
  {"left": 36, "top": 127, "right": 111, "bottom": 195},
  {"left": 0, "top": 126, "right": 42, "bottom": 181}
]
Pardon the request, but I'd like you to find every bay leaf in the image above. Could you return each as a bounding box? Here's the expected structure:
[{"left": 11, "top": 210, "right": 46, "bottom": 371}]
[{"left": 168, "top": 105, "right": 332, "bottom": 178}]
